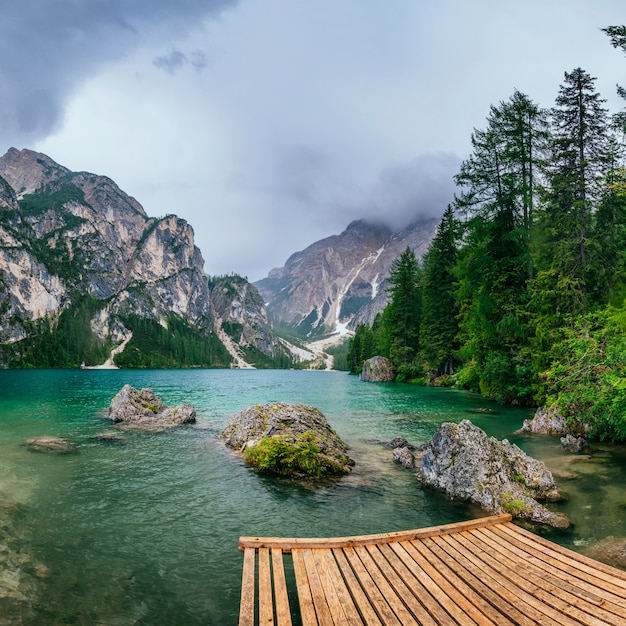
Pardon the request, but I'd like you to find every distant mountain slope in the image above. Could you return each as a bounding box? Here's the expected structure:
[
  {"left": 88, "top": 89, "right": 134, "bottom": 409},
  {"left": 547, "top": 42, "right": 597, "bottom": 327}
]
[
  {"left": 0, "top": 148, "right": 284, "bottom": 368},
  {"left": 255, "top": 217, "right": 439, "bottom": 337}
]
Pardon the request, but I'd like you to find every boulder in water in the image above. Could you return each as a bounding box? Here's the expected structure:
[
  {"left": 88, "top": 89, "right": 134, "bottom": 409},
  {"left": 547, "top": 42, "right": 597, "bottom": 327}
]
[
  {"left": 360, "top": 356, "right": 395, "bottom": 382},
  {"left": 516, "top": 406, "right": 589, "bottom": 437},
  {"left": 106, "top": 385, "right": 196, "bottom": 431},
  {"left": 560, "top": 433, "right": 590, "bottom": 454},
  {"left": 392, "top": 446, "right": 415, "bottom": 469},
  {"left": 419, "top": 420, "right": 569, "bottom": 528},
  {"left": 221, "top": 402, "right": 354, "bottom": 479}
]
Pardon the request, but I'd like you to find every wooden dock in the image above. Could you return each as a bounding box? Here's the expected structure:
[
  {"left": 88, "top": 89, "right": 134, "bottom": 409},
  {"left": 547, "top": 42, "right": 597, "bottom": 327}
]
[{"left": 238, "top": 513, "right": 626, "bottom": 625}]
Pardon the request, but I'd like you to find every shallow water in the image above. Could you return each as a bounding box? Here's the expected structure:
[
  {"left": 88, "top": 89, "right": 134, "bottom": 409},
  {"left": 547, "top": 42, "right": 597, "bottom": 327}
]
[{"left": 0, "top": 369, "right": 624, "bottom": 624}]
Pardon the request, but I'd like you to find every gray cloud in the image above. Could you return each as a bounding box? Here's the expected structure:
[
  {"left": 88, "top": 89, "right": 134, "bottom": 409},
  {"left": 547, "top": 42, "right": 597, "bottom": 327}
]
[
  {"left": 0, "top": 0, "right": 236, "bottom": 146},
  {"left": 153, "top": 50, "right": 208, "bottom": 74}
]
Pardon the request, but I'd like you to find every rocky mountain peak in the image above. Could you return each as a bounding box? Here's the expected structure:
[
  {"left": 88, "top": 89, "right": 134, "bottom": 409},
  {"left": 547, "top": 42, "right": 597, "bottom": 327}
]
[
  {"left": 0, "top": 147, "right": 70, "bottom": 197},
  {"left": 255, "top": 216, "right": 439, "bottom": 337},
  {"left": 0, "top": 149, "right": 284, "bottom": 369}
]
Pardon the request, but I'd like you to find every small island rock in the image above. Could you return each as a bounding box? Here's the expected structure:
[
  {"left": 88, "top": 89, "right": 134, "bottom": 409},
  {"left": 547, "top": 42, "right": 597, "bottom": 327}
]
[
  {"left": 221, "top": 402, "right": 354, "bottom": 478},
  {"left": 516, "top": 406, "right": 589, "bottom": 437},
  {"left": 24, "top": 436, "right": 77, "bottom": 454},
  {"left": 419, "top": 420, "right": 569, "bottom": 528},
  {"left": 106, "top": 385, "right": 196, "bottom": 431},
  {"left": 360, "top": 356, "right": 395, "bottom": 382}
]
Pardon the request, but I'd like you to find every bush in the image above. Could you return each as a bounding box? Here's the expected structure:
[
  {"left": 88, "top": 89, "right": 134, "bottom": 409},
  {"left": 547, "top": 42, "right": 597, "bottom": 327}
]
[{"left": 243, "top": 431, "right": 344, "bottom": 478}]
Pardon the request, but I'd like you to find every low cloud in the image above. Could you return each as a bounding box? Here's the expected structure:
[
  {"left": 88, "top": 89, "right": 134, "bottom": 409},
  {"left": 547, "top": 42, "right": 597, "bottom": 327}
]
[{"left": 368, "top": 153, "right": 460, "bottom": 230}]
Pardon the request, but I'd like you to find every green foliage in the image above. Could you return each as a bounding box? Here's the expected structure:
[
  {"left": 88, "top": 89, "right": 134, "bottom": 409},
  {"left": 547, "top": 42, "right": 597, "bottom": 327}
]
[
  {"left": 325, "top": 339, "right": 350, "bottom": 371},
  {"left": 3, "top": 297, "right": 112, "bottom": 368},
  {"left": 420, "top": 205, "right": 460, "bottom": 376},
  {"left": 541, "top": 310, "right": 626, "bottom": 441},
  {"left": 345, "top": 58, "right": 626, "bottom": 438},
  {"left": 19, "top": 179, "right": 88, "bottom": 216},
  {"left": 243, "top": 431, "right": 345, "bottom": 478},
  {"left": 240, "top": 344, "right": 294, "bottom": 369},
  {"left": 347, "top": 323, "right": 377, "bottom": 373},
  {"left": 114, "top": 315, "right": 232, "bottom": 368}
]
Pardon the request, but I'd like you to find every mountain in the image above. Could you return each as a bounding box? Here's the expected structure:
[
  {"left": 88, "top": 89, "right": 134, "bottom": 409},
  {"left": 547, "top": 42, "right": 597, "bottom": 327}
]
[
  {"left": 255, "top": 217, "right": 440, "bottom": 338},
  {"left": 0, "top": 148, "right": 284, "bottom": 368}
]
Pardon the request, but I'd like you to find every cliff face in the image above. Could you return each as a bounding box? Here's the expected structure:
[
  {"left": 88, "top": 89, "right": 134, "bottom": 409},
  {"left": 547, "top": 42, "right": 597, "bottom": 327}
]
[
  {"left": 209, "top": 274, "right": 289, "bottom": 366},
  {"left": 0, "top": 148, "right": 281, "bottom": 367},
  {"left": 255, "top": 217, "right": 439, "bottom": 337}
]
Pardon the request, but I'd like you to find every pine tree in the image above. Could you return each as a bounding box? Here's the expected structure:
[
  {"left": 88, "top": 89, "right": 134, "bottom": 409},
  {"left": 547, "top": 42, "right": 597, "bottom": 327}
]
[
  {"left": 420, "top": 205, "right": 459, "bottom": 376},
  {"left": 385, "top": 247, "right": 422, "bottom": 368},
  {"left": 453, "top": 92, "right": 545, "bottom": 403},
  {"left": 531, "top": 69, "right": 612, "bottom": 319}
]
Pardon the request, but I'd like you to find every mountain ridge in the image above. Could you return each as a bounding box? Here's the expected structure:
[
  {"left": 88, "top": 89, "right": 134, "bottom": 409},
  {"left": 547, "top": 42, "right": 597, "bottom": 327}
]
[
  {"left": 255, "top": 215, "right": 440, "bottom": 338},
  {"left": 0, "top": 148, "right": 285, "bottom": 368}
]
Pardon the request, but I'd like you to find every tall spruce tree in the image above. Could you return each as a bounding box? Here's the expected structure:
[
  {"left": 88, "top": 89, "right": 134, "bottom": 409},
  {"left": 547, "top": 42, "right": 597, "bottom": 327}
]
[
  {"left": 384, "top": 247, "right": 422, "bottom": 371},
  {"left": 420, "top": 205, "right": 459, "bottom": 376},
  {"left": 531, "top": 69, "right": 611, "bottom": 320},
  {"left": 453, "top": 92, "right": 546, "bottom": 403},
  {"left": 530, "top": 68, "right": 616, "bottom": 391}
]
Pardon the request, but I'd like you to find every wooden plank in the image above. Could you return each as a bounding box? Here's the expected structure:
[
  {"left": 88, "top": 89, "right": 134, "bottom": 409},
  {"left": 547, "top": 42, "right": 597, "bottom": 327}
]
[
  {"left": 373, "top": 543, "right": 442, "bottom": 625},
  {"left": 464, "top": 528, "right": 623, "bottom": 626},
  {"left": 310, "top": 548, "right": 349, "bottom": 626},
  {"left": 482, "top": 527, "right": 626, "bottom": 619},
  {"left": 452, "top": 531, "right": 612, "bottom": 626},
  {"left": 352, "top": 545, "right": 419, "bottom": 625},
  {"left": 239, "top": 547, "right": 256, "bottom": 626},
  {"left": 259, "top": 547, "right": 275, "bottom": 626},
  {"left": 403, "top": 538, "right": 513, "bottom": 625},
  {"left": 301, "top": 548, "right": 336, "bottom": 625},
  {"left": 332, "top": 548, "right": 383, "bottom": 626},
  {"left": 489, "top": 525, "right": 626, "bottom": 602},
  {"left": 418, "top": 536, "right": 536, "bottom": 626},
  {"left": 392, "top": 540, "right": 481, "bottom": 626},
  {"left": 239, "top": 515, "right": 512, "bottom": 551},
  {"left": 342, "top": 546, "right": 405, "bottom": 626},
  {"left": 500, "top": 522, "right": 626, "bottom": 588},
  {"left": 292, "top": 549, "right": 319, "bottom": 626},
  {"left": 271, "top": 548, "right": 293, "bottom": 626},
  {"left": 365, "top": 544, "right": 439, "bottom": 625},
  {"left": 437, "top": 533, "right": 582, "bottom": 626},
  {"left": 318, "top": 548, "right": 364, "bottom": 625}
]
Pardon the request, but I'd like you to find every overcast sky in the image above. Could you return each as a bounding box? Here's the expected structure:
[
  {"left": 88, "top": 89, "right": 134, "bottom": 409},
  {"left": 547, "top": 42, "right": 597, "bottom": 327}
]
[{"left": 2, "top": 1, "right": 625, "bottom": 280}]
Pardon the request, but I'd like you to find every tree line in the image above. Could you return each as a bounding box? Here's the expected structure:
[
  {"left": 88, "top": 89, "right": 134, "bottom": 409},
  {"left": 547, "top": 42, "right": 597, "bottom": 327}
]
[{"left": 348, "top": 27, "right": 626, "bottom": 441}]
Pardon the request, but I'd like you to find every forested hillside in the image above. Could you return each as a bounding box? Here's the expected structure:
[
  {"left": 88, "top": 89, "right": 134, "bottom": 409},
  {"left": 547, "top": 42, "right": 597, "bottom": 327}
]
[{"left": 348, "top": 26, "right": 626, "bottom": 441}]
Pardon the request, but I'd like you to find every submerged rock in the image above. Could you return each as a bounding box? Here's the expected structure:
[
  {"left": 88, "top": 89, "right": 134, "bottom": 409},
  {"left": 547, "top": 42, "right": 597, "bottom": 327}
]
[
  {"left": 106, "top": 385, "right": 196, "bottom": 431},
  {"left": 582, "top": 537, "right": 626, "bottom": 571},
  {"left": 360, "top": 356, "right": 395, "bottom": 382},
  {"left": 419, "top": 420, "right": 569, "bottom": 528},
  {"left": 560, "top": 433, "right": 590, "bottom": 454},
  {"left": 91, "top": 432, "right": 126, "bottom": 444},
  {"left": 24, "top": 436, "right": 77, "bottom": 454},
  {"left": 221, "top": 402, "right": 354, "bottom": 478}
]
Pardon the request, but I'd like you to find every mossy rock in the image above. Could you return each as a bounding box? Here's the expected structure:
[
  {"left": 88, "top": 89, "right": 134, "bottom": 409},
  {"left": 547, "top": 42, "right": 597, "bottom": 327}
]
[{"left": 221, "top": 402, "right": 354, "bottom": 479}]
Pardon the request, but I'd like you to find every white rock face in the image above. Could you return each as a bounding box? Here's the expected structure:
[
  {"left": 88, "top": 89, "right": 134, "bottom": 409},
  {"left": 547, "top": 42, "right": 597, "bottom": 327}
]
[{"left": 0, "top": 148, "right": 278, "bottom": 365}]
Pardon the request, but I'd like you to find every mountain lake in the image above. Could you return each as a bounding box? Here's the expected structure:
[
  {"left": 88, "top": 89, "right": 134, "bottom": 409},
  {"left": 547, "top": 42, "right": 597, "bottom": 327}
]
[{"left": 0, "top": 369, "right": 625, "bottom": 624}]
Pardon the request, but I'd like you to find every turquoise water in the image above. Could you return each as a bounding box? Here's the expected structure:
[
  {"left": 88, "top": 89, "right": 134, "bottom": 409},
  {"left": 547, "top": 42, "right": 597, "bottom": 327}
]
[{"left": 0, "top": 369, "right": 624, "bottom": 624}]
